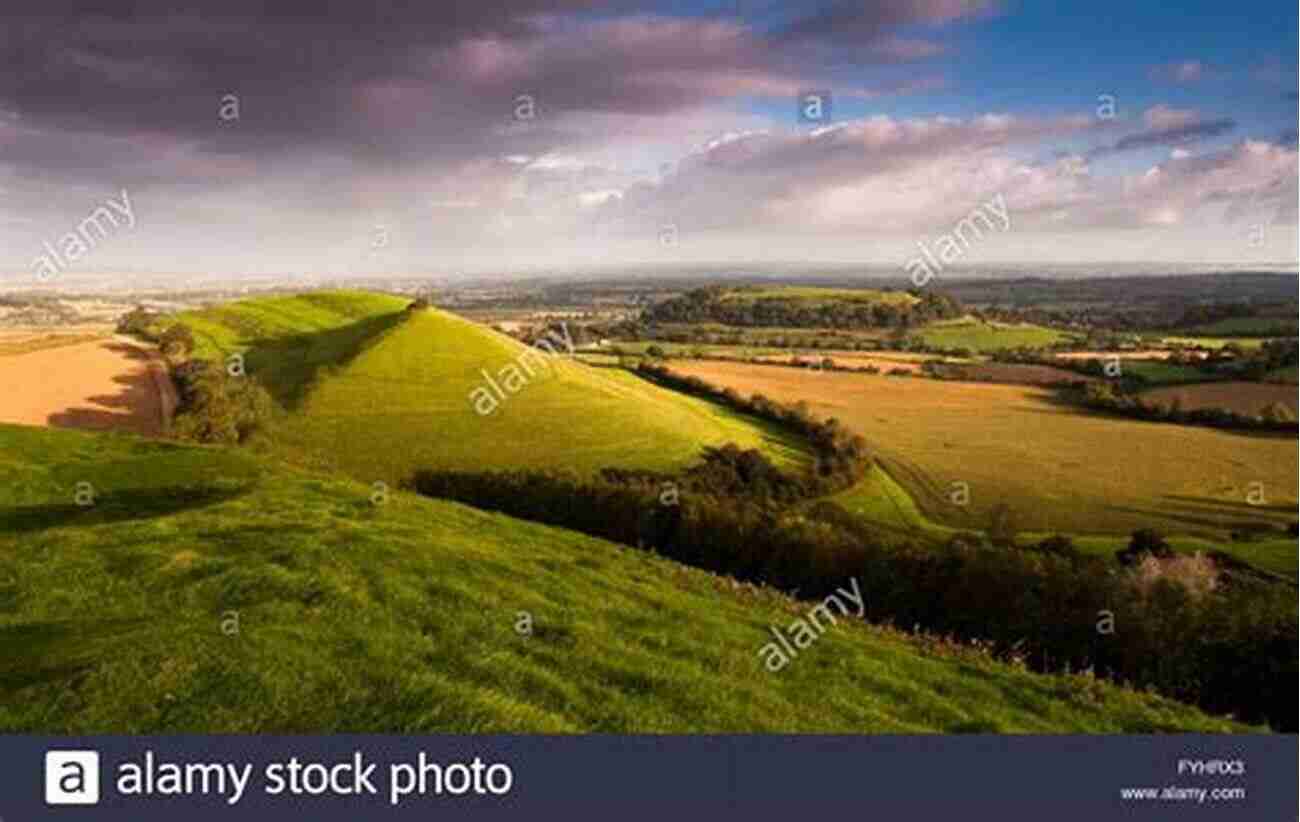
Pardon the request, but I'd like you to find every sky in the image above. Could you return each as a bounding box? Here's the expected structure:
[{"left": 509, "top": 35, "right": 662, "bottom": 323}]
[{"left": 1, "top": 0, "right": 1296, "bottom": 282}]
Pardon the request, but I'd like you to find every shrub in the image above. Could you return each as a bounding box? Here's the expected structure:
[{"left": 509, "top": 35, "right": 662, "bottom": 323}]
[
  {"left": 1028, "top": 534, "right": 1078, "bottom": 558},
  {"left": 1129, "top": 553, "right": 1219, "bottom": 598},
  {"left": 170, "top": 360, "right": 274, "bottom": 444},
  {"left": 158, "top": 324, "right": 195, "bottom": 360},
  {"left": 116, "top": 306, "right": 158, "bottom": 340},
  {"left": 1116, "top": 528, "right": 1174, "bottom": 566}
]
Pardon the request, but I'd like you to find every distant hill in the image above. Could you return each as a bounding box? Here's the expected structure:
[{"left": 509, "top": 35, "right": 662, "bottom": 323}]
[
  {"left": 157, "top": 291, "right": 809, "bottom": 484},
  {"left": 643, "top": 285, "right": 961, "bottom": 328},
  {"left": 0, "top": 423, "right": 1249, "bottom": 733}
]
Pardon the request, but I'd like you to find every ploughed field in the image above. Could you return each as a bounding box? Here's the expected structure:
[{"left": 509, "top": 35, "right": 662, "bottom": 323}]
[
  {"left": 1142, "top": 381, "right": 1298, "bottom": 416},
  {"left": 664, "top": 360, "right": 1298, "bottom": 542},
  {"left": 0, "top": 334, "right": 170, "bottom": 436}
]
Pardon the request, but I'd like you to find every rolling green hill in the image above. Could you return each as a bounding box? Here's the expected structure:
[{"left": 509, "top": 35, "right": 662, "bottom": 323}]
[
  {"left": 160, "top": 292, "right": 809, "bottom": 484},
  {"left": 0, "top": 424, "right": 1250, "bottom": 733}
]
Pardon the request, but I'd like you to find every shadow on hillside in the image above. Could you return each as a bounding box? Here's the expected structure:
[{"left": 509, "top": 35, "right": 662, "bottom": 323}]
[
  {"left": 1101, "top": 500, "right": 1287, "bottom": 534},
  {"left": 239, "top": 311, "right": 407, "bottom": 410},
  {"left": 0, "top": 485, "right": 248, "bottom": 534},
  {"left": 0, "top": 617, "right": 151, "bottom": 694}
]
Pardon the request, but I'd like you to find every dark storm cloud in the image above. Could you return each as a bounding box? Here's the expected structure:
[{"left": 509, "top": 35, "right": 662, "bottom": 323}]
[{"left": 0, "top": 1, "right": 618, "bottom": 182}]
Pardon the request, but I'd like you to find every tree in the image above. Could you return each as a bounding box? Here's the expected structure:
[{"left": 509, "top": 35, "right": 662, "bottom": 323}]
[
  {"left": 1116, "top": 528, "right": 1173, "bottom": 566},
  {"left": 116, "top": 306, "right": 157, "bottom": 339},
  {"left": 158, "top": 324, "right": 195, "bottom": 360},
  {"left": 170, "top": 361, "right": 274, "bottom": 444}
]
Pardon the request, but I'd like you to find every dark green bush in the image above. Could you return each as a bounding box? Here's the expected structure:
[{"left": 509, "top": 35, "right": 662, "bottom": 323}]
[{"left": 170, "top": 360, "right": 274, "bottom": 444}]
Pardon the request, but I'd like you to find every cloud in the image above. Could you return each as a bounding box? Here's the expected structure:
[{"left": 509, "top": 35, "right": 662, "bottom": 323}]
[
  {"left": 1089, "top": 105, "right": 1236, "bottom": 156},
  {"left": 1149, "top": 59, "right": 1211, "bottom": 84},
  {"left": 778, "top": 0, "right": 999, "bottom": 45}
]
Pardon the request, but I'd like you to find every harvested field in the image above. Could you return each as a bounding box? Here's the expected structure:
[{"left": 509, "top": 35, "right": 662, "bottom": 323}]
[
  {"left": 664, "top": 360, "right": 1298, "bottom": 539},
  {"left": 1142, "top": 382, "right": 1298, "bottom": 417},
  {"left": 755, "top": 353, "right": 927, "bottom": 374},
  {"left": 927, "top": 362, "right": 1094, "bottom": 386},
  {"left": 0, "top": 335, "right": 173, "bottom": 436}
]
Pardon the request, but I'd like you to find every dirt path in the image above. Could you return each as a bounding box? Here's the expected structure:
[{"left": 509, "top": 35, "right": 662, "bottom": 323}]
[{"left": 0, "top": 334, "right": 174, "bottom": 436}]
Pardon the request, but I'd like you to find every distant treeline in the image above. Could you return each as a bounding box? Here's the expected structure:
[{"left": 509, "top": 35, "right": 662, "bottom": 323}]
[
  {"left": 1171, "top": 301, "right": 1300, "bottom": 336},
  {"left": 642, "top": 286, "right": 963, "bottom": 329},
  {"left": 411, "top": 369, "right": 1296, "bottom": 730}
]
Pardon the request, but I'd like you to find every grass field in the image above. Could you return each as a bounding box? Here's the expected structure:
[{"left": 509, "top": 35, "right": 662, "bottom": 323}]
[
  {"left": 665, "top": 361, "right": 1298, "bottom": 552},
  {"left": 1120, "top": 360, "right": 1215, "bottom": 386},
  {"left": 1160, "top": 336, "right": 1266, "bottom": 350},
  {"left": 916, "top": 318, "right": 1074, "bottom": 352},
  {"left": 0, "top": 423, "right": 1248, "bottom": 733},
  {"left": 164, "top": 294, "right": 810, "bottom": 484}
]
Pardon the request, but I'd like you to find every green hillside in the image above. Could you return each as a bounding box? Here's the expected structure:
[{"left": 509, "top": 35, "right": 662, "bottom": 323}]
[
  {"left": 161, "top": 292, "right": 809, "bottom": 484},
  {"left": 0, "top": 424, "right": 1249, "bottom": 733}
]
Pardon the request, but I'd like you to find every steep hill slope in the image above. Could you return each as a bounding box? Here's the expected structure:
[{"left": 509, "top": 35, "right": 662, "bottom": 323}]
[
  {"left": 274, "top": 308, "right": 809, "bottom": 483},
  {"left": 160, "top": 292, "right": 809, "bottom": 484},
  {"left": 0, "top": 424, "right": 1249, "bottom": 733}
]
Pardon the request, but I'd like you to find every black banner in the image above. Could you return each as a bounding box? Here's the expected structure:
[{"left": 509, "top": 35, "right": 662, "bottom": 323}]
[{"left": 4, "top": 734, "right": 1294, "bottom": 820}]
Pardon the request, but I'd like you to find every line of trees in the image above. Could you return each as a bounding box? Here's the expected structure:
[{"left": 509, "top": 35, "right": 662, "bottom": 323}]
[
  {"left": 633, "top": 362, "right": 870, "bottom": 496},
  {"left": 117, "top": 308, "right": 276, "bottom": 445},
  {"left": 642, "top": 286, "right": 964, "bottom": 329}
]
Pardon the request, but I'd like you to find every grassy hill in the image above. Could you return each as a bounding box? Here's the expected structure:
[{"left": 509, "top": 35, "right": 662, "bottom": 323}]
[
  {"left": 160, "top": 292, "right": 809, "bottom": 484},
  {"left": 0, "top": 424, "right": 1250, "bottom": 733}
]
